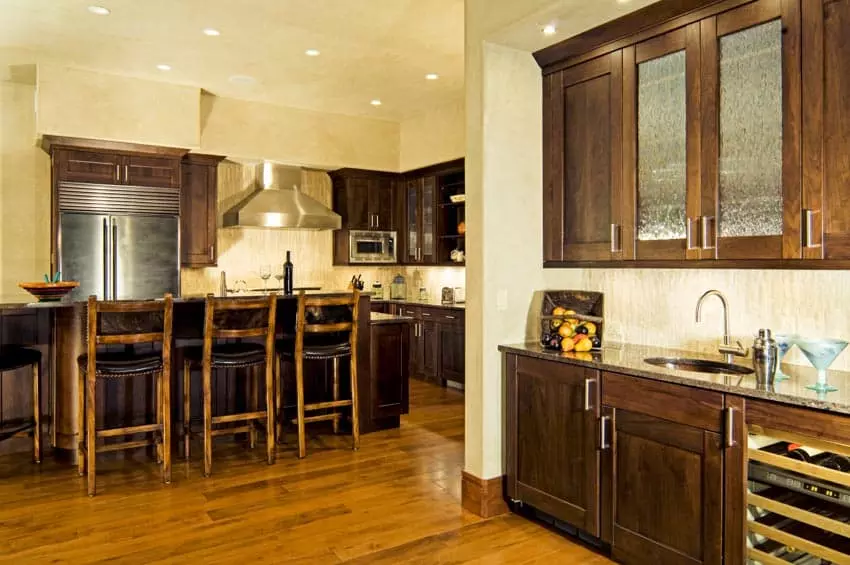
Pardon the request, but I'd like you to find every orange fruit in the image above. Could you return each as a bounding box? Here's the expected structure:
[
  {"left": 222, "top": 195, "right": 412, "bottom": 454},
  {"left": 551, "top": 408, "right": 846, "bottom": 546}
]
[{"left": 560, "top": 338, "right": 576, "bottom": 352}]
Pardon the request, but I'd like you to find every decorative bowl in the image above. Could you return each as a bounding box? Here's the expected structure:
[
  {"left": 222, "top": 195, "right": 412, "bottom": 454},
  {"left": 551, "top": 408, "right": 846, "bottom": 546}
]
[{"left": 18, "top": 281, "right": 79, "bottom": 302}]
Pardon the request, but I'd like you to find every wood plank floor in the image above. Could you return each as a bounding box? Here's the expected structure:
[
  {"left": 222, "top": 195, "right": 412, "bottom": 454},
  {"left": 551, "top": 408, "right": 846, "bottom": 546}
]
[{"left": 0, "top": 379, "right": 612, "bottom": 564}]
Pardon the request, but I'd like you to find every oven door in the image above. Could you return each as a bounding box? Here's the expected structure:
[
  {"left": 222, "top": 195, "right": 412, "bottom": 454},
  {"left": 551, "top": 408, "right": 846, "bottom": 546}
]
[{"left": 350, "top": 230, "right": 396, "bottom": 263}]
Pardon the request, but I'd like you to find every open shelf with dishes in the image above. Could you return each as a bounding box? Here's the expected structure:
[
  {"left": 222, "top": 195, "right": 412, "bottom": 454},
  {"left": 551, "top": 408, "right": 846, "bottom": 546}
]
[
  {"left": 438, "top": 169, "right": 465, "bottom": 265},
  {"left": 746, "top": 426, "right": 850, "bottom": 564}
]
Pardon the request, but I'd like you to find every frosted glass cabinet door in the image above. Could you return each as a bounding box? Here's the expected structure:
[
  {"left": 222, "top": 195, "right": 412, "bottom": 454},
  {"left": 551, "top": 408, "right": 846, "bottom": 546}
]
[
  {"left": 701, "top": 0, "right": 802, "bottom": 260},
  {"left": 405, "top": 179, "right": 419, "bottom": 263},
  {"left": 628, "top": 25, "right": 701, "bottom": 260}
]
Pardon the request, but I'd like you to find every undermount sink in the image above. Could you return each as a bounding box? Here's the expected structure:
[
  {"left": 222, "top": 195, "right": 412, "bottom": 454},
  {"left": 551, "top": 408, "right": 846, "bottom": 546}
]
[{"left": 643, "top": 357, "right": 754, "bottom": 376}]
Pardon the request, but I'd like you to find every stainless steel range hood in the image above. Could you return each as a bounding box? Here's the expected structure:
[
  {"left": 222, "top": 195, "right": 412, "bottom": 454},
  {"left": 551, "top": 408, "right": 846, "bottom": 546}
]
[{"left": 222, "top": 162, "right": 341, "bottom": 230}]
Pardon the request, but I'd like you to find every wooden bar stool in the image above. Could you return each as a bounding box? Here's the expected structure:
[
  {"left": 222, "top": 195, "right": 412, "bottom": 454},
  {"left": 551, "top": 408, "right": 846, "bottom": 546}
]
[
  {"left": 0, "top": 347, "right": 42, "bottom": 463},
  {"left": 182, "top": 295, "right": 276, "bottom": 477},
  {"left": 77, "top": 294, "right": 173, "bottom": 497},
  {"left": 276, "top": 290, "right": 360, "bottom": 459}
]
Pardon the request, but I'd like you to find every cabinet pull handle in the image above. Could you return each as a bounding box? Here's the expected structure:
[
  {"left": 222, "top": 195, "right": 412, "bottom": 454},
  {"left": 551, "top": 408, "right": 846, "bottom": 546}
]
[
  {"left": 115, "top": 164, "right": 121, "bottom": 182},
  {"left": 686, "top": 217, "right": 698, "bottom": 250},
  {"left": 125, "top": 165, "right": 129, "bottom": 182},
  {"left": 423, "top": 312, "right": 431, "bottom": 317},
  {"left": 584, "top": 378, "right": 595, "bottom": 411},
  {"left": 445, "top": 315, "right": 456, "bottom": 320},
  {"left": 700, "top": 216, "right": 715, "bottom": 250},
  {"left": 725, "top": 407, "right": 736, "bottom": 448},
  {"left": 209, "top": 245, "right": 214, "bottom": 261},
  {"left": 610, "top": 224, "right": 622, "bottom": 253},
  {"left": 803, "top": 209, "right": 821, "bottom": 248},
  {"left": 600, "top": 415, "right": 611, "bottom": 450}
]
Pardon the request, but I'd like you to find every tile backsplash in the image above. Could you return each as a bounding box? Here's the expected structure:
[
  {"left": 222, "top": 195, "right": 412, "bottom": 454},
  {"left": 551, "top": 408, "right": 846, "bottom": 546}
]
[{"left": 180, "top": 160, "right": 465, "bottom": 299}]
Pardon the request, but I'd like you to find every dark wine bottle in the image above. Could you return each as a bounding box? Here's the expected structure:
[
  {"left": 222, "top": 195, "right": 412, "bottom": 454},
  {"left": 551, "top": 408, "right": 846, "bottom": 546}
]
[{"left": 283, "top": 251, "right": 294, "bottom": 295}]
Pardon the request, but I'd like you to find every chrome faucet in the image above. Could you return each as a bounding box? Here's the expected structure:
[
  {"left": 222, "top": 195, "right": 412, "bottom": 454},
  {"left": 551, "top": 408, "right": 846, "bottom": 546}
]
[{"left": 695, "top": 290, "right": 749, "bottom": 363}]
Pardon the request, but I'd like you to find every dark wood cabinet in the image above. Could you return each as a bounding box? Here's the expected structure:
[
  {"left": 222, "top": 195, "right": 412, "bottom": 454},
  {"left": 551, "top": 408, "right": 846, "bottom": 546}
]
[
  {"left": 421, "top": 318, "right": 439, "bottom": 381},
  {"left": 506, "top": 356, "right": 600, "bottom": 536},
  {"left": 537, "top": 0, "right": 850, "bottom": 269},
  {"left": 180, "top": 154, "right": 224, "bottom": 267},
  {"left": 403, "top": 176, "right": 438, "bottom": 264},
  {"left": 125, "top": 155, "right": 181, "bottom": 188},
  {"left": 369, "top": 177, "right": 395, "bottom": 230},
  {"left": 438, "top": 314, "right": 464, "bottom": 384},
  {"left": 53, "top": 149, "right": 123, "bottom": 185},
  {"left": 369, "top": 321, "right": 410, "bottom": 419},
  {"left": 404, "top": 306, "right": 464, "bottom": 386},
  {"left": 331, "top": 169, "right": 398, "bottom": 265}
]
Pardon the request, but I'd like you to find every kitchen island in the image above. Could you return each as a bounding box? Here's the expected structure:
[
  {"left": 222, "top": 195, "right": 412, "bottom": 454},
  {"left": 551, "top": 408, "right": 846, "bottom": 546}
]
[{"left": 0, "top": 293, "right": 410, "bottom": 458}]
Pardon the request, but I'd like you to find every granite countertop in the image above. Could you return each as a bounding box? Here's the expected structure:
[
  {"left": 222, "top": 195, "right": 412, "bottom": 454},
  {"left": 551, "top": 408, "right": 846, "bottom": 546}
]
[
  {"left": 370, "top": 297, "right": 466, "bottom": 310},
  {"left": 370, "top": 312, "right": 414, "bottom": 324},
  {"left": 499, "top": 341, "right": 850, "bottom": 416}
]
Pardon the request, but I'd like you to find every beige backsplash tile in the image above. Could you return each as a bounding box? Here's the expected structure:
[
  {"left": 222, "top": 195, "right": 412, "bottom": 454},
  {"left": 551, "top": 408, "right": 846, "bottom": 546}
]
[{"left": 180, "top": 160, "right": 465, "bottom": 299}]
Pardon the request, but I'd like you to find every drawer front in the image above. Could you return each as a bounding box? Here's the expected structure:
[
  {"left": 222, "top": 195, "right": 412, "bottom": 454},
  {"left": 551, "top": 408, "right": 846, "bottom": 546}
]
[
  {"left": 602, "top": 371, "right": 724, "bottom": 432},
  {"left": 401, "top": 306, "right": 421, "bottom": 319},
  {"left": 438, "top": 310, "right": 463, "bottom": 325}
]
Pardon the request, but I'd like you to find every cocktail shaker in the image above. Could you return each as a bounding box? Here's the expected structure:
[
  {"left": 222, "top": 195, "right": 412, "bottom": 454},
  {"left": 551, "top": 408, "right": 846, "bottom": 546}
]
[{"left": 753, "top": 329, "right": 778, "bottom": 385}]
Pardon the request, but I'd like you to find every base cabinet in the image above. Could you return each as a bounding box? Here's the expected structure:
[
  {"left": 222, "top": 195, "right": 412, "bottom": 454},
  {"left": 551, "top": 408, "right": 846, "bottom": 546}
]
[
  {"left": 506, "top": 356, "right": 600, "bottom": 536},
  {"left": 370, "top": 322, "right": 410, "bottom": 419}
]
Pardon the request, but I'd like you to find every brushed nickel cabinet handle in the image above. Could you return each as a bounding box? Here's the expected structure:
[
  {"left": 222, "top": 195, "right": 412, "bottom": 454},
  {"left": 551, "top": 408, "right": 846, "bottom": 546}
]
[
  {"left": 686, "top": 217, "right": 698, "bottom": 250},
  {"left": 725, "top": 407, "right": 736, "bottom": 448},
  {"left": 700, "top": 216, "right": 715, "bottom": 250},
  {"left": 125, "top": 164, "right": 129, "bottom": 182},
  {"left": 209, "top": 245, "right": 214, "bottom": 261},
  {"left": 610, "top": 224, "right": 622, "bottom": 253},
  {"left": 600, "top": 415, "right": 611, "bottom": 450},
  {"left": 445, "top": 315, "right": 456, "bottom": 320},
  {"left": 423, "top": 312, "right": 431, "bottom": 317},
  {"left": 584, "top": 378, "right": 596, "bottom": 412},
  {"left": 116, "top": 164, "right": 121, "bottom": 182},
  {"left": 803, "top": 209, "right": 821, "bottom": 248}
]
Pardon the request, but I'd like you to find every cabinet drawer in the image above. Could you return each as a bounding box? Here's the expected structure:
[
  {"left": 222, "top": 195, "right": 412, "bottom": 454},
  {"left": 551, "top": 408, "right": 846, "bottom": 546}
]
[
  {"left": 401, "top": 306, "right": 421, "bottom": 319},
  {"left": 420, "top": 308, "right": 436, "bottom": 320},
  {"left": 602, "top": 371, "right": 724, "bottom": 432},
  {"left": 438, "top": 310, "right": 463, "bottom": 324}
]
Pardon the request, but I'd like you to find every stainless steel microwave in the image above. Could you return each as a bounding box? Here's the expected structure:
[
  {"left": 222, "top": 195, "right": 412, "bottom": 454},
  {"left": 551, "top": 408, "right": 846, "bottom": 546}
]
[{"left": 349, "top": 230, "right": 397, "bottom": 263}]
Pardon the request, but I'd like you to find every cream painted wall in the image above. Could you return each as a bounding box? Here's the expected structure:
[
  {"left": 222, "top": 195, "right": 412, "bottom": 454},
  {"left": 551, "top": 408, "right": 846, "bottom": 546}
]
[
  {"left": 36, "top": 65, "right": 200, "bottom": 148},
  {"left": 0, "top": 80, "right": 51, "bottom": 300},
  {"left": 399, "top": 98, "right": 465, "bottom": 171},
  {"left": 200, "top": 93, "right": 399, "bottom": 172}
]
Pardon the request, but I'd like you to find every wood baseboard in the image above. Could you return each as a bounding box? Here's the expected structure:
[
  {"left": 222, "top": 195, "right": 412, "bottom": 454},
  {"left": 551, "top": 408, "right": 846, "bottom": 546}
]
[{"left": 461, "top": 471, "right": 509, "bottom": 518}]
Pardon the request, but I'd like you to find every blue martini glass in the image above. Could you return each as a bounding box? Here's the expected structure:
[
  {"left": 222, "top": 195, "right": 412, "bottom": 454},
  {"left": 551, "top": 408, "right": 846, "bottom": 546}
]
[
  {"left": 772, "top": 334, "right": 797, "bottom": 382},
  {"left": 796, "top": 338, "right": 849, "bottom": 393}
]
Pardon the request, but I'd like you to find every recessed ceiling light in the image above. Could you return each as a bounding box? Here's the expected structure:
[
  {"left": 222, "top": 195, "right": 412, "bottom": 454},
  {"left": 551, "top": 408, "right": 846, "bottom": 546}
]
[
  {"left": 229, "top": 74, "right": 257, "bottom": 85},
  {"left": 425, "top": 73, "right": 439, "bottom": 80},
  {"left": 370, "top": 99, "right": 382, "bottom": 107},
  {"left": 542, "top": 24, "right": 557, "bottom": 36},
  {"left": 617, "top": 0, "right": 632, "bottom": 3},
  {"left": 156, "top": 64, "right": 172, "bottom": 71},
  {"left": 203, "top": 28, "right": 221, "bottom": 36},
  {"left": 305, "top": 49, "right": 321, "bottom": 57},
  {"left": 87, "top": 5, "right": 110, "bottom": 15}
]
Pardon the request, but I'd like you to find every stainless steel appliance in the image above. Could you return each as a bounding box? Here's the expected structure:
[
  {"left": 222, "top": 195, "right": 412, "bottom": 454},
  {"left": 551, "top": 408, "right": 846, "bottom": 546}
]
[
  {"left": 57, "top": 182, "right": 180, "bottom": 301},
  {"left": 349, "top": 230, "right": 396, "bottom": 264}
]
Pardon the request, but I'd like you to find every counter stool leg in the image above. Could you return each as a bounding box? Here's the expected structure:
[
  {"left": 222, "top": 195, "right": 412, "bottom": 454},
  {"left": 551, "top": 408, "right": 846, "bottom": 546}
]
[
  {"left": 76, "top": 368, "right": 85, "bottom": 477},
  {"left": 86, "top": 372, "right": 96, "bottom": 496},
  {"left": 265, "top": 358, "right": 275, "bottom": 465},
  {"left": 162, "top": 369, "right": 171, "bottom": 485},
  {"left": 274, "top": 354, "right": 283, "bottom": 444},
  {"left": 155, "top": 371, "right": 163, "bottom": 464},
  {"left": 350, "top": 354, "right": 359, "bottom": 452},
  {"left": 183, "top": 360, "right": 191, "bottom": 460},
  {"left": 203, "top": 363, "right": 212, "bottom": 477},
  {"left": 332, "top": 358, "right": 340, "bottom": 434},
  {"left": 296, "top": 356, "right": 306, "bottom": 459},
  {"left": 32, "top": 361, "right": 41, "bottom": 464},
  {"left": 249, "top": 366, "right": 257, "bottom": 449}
]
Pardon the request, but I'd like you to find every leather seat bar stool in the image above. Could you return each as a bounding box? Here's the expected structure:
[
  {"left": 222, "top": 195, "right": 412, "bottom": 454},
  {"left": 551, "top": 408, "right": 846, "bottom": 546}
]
[
  {"left": 276, "top": 290, "right": 360, "bottom": 459},
  {"left": 0, "top": 346, "right": 42, "bottom": 463},
  {"left": 182, "top": 294, "right": 276, "bottom": 477},
  {"left": 77, "top": 294, "right": 173, "bottom": 497}
]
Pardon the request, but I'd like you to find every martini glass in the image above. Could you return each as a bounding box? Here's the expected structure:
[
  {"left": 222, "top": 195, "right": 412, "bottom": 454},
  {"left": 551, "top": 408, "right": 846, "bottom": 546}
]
[
  {"left": 796, "top": 338, "right": 848, "bottom": 393},
  {"left": 772, "top": 333, "right": 797, "bottom": 382}
]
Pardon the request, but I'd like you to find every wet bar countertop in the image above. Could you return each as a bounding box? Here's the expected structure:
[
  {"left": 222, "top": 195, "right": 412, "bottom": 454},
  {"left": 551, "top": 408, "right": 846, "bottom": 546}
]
[
  {"left": 370, "top": 297, "right": 465, "bottom": 310},
  {"left": 499, "top": 342, "right": 850, "bottom": 415}
]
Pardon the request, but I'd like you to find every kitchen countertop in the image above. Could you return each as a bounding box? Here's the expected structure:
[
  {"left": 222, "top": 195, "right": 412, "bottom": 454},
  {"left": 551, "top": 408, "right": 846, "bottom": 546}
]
[
  {"left": 499, "top": 341, "right": 850, "bottom": 415},
  {"left": 370, "top": 297, "right": 465, "bottom": 310},
  {"left": 370, "top": 312, "right": 413, "bottom": 324}
]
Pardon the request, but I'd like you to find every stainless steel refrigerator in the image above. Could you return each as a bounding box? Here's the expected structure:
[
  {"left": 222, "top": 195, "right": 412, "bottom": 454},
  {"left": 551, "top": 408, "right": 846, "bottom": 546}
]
[{"left": 58, "top": 182, "right": 180, "bottom": 301}]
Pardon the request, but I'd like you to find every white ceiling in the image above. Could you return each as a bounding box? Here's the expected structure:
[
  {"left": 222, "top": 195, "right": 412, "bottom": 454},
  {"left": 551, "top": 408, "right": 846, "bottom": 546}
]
[{"left": 0, "top": 0, "right": 465, "bottom": 121}]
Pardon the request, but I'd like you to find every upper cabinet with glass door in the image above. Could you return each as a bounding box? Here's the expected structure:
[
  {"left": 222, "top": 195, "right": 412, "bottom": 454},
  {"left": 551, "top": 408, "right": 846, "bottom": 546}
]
[
  {"left": 699, "top": 0, "right": 801, "bottom": 260},
  {"left": 626, "top": 25, "right": 702, "bottom": 260}
]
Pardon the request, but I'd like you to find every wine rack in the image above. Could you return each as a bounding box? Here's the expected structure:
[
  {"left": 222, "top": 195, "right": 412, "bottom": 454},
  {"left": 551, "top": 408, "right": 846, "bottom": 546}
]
[{"left": 747, "top": 425, "right": 850, "bottom": 564}]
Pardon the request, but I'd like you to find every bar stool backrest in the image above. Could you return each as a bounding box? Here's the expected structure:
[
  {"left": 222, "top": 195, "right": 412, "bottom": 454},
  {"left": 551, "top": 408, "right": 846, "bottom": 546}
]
[
  {"left": 202, "top": 295, "right": 277, "bottom": 362},
  {"left": 295, "top": 290, "right": 360, "bottom": 352},
  {"left": 86, "top": 294, "right": 174, "bottom": 375}
]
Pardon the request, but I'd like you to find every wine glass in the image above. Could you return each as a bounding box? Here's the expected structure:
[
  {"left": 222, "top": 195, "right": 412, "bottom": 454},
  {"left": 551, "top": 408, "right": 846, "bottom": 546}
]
[
  {"left": 796, "top": 337, "right": 849, "bottom": 393},
  {"left": 259, "top": 265, "right": 272, "bottom": 292},
  {"left": 274, "top": 265, "right": 285, "bottom": 291}
]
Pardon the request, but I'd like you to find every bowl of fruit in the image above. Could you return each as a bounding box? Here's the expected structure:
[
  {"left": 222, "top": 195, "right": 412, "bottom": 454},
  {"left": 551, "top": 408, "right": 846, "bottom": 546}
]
[{"left": 538, "top": 291, "right": 604, "bottom": 353}]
